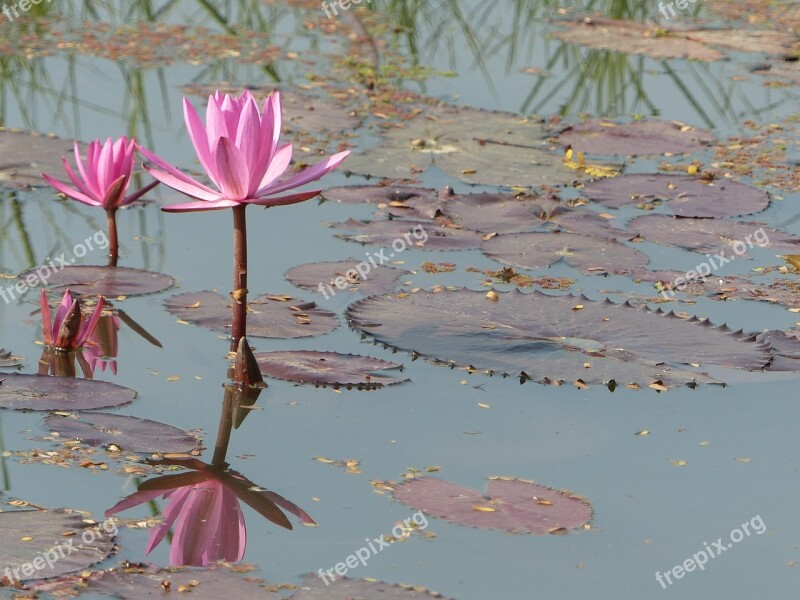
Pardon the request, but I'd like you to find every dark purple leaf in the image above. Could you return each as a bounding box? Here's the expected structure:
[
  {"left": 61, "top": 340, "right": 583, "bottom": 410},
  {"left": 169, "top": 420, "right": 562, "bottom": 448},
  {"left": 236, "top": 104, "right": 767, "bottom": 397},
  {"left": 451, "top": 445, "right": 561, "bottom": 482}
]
[
  {"left": 0, "top": 374, "right": 136, "bottom": 411},
  {"left": 321, "top": 185, "right": 442, "bottom": 220},
  {"left": 43, "top": 412, "right": 199, "bottom": 453},
  {"left": 333, "top": 219, "right": 483, "bottom": 250},
  {"left": 164, "top": 291, "right": 338, "bottom": 339},
  {"left": 254, "top": 351, "right": 407, "bottom": 388},
  {"left": 482, "top": 231, "right": 648, "bottom": 275},
  {"left": 557, "top": 118, "right": 715, "bottom": 155},
  {"left": 0, "top": 130, "right": 77, "bottom": 190},
  {"left": 392, "top": 476, "right": 591, "bottom": 534},
  {"left": 291, "top": 574, "right": 454, "bottom": 599},
  {"left": 38, "top": 265, "right": 174, "bottom": 297},
  {"left": 285, "top": 260, "right": 405, "bottom": 297},
  {"left": 582, "top": 174, "right": 770, "bottom": 218}
]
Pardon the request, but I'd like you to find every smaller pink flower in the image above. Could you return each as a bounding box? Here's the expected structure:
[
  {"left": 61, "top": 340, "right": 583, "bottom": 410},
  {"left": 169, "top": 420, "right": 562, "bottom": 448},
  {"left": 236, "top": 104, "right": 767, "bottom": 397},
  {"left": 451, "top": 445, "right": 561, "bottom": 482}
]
[
  {"left": 42, "top": 136, "right": 158, "bottom": 211},
  {"left": 40, "top": 289, "right": 105, "bottom": 351}
]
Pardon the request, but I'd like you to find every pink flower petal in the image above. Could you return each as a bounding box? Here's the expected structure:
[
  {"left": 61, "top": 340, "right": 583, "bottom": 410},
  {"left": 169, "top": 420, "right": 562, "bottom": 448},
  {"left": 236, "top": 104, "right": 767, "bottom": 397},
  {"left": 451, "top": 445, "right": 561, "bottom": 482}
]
[
  {"left": 213, "top": 137, "right": 250, "bottom": 200},
  {"left": 183, "top": 98, "right": 217, "bottom": 182},
  {"left": 161, "top": 198, "right": 241, "bottom": 212},
  {"left": 41, "top": 173, "right": 102, "bottom": 207},
  {"left": 139, "top": 145, "right": 221, "bottom": 197},
  {"left": 234, "top": 96, "right": 262, "bottom": 191},
  {"left": 60, "top": 156, "right": 100, "bottom": 202},
  {"left": 143, "top": 166, "right": 223, "bottom": 203},
  {"left": 255, "top": 143, "right": 292, "bottom": 192},
  {"left": 258, "top": 150, "right": 350, "bottom": 196},
  {"left": 121, "top": 179, "right": 160, "bottom": 206},
  {"left": 76, "top": 296, "right": 106, "bottom": 348},
  {"left": 247, "top": 189, "right": 320, "bottom": 207},
  {"left": 77, "top": 141, "right": 101, "bottom": 197},
  {"left": 205, "top": 94, "right": 229, "bottom": 150}
]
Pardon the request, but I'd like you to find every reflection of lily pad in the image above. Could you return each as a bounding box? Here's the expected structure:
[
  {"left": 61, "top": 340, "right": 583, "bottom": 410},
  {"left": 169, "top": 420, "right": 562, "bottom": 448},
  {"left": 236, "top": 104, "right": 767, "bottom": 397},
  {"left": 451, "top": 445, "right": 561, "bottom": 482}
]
[
  {"left": 333, "top": 219, "right": 483, "bottom": 250},
  {"left": 0, "top": 508, "right": 115, "bottom": 582},
  {"left": 557, "top": 119, "right": 715, "bottom": 156},
  {"left": 393, "top": 476, "right": 591, "bottom": 534},
  {"left": 39, "top": 266, "right": 174, "bottom": 297},
  {"left": 165, "top": 291, "right": 338, "bottom": 339},
  {"left": 254, "top": 351, "right": 407, "bottom": 388},
  {"left": 286, "top": 260, "right": 405, "bottom": 296},
  {"left": 43, "top": 412, "right": 199, "bottom": 453},
  {"left": 0, "top": 374, "right": 136, "bottom": 411},
  {"left": 482, "top": 231, "right": 648, "bottom": 274},
  {"left": 583, "top": 174, "right": 769, "bottom": 217},
  {"left": 292, "top": 574, "right": 454, "bottom": 599},
  {"left": 0, "top": 129, "right": 75, "bottom": 190},
  {"left": 0, "top": 348, "right": 21, "bottom": 368},
  {"left": 347, "top": 288, "right": 778, "bottom": 389}
]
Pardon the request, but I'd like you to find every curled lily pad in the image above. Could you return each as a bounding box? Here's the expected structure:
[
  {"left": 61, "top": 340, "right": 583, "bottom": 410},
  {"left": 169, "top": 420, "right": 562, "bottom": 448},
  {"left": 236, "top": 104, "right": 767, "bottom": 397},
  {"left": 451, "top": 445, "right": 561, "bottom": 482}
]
[
  {"left": 38, "top": 265, "right": 174, "bottom": 297},
  {"left": 0, "top": 348, "right": 22, "bottom": 368},
  {"left": 583, "top": 174, "right": 769, "bottom": 218},
  {"left": 165, "top": 291, "right": 338, "bottom": 339},
  {"left": 482, "top": 231, "right": 648, "bottom": 275},
  {"left": 392, "top": 476, "right": 591, "bottom": 535},
  {"left": 292, "top": 574, "right": 454, "bottom": 599},
  {"left": 285, "top": 260, "right": 405, "bottom": 297},
  {"left": 333, "top": 219, "right": 483, "bottom": 250},
  {"left": 557, "top": 119, "right": 715, "bottom": 156},
  {"left": 347, "top": 288, "right": 778, "bottom": 389},
  {"left": 254, "top": 351, "right": 407, "bottom": 389},
  {"left": 43, "top": 412, "right": 199, "bottom": 453},
  {"left": 0, "top": 508, "right": 115, "bottom": 582},
  {"left": 0, "top": 374, "right": 136, "bottom": 411}
]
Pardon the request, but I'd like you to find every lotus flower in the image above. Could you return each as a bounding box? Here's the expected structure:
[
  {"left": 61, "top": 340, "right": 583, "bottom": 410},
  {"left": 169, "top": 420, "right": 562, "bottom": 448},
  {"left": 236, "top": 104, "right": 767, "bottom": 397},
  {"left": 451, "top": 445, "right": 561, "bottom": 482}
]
[
  {"left": 41, "top": 136, "right": 159, "bottom": 266},
  {"left": 40, "top": 289, "right": 105, "bottom": 351},
  {"left": 138, "top": 90, "right": 349, "bottom": 212}
]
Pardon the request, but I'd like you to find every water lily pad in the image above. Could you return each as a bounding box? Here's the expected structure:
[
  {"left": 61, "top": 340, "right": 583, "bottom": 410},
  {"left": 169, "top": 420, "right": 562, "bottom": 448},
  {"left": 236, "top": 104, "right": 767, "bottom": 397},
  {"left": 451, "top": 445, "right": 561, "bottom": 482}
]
[
  {"left": 285, "top": 260, "right": 405, "bottom": 297},
  {"left": 343, "top": 103, "right": 575, "bottom": 187},
  {"left": 0, "top": 129, "right": 74, "bottom": 190},
  {"left": 38, "top": 266, "right": 174, "bottom": 297},
  {"left": 333, "top": 219, "right": 483, "bottom": 250},
  {"left": 43, "top": 412, "right": 199, "bottom": 453},
  {"left": 165, "top": 291, "right": 338, "bottom": 339},
  {"left": 253, "top": 351, "right": 407, "bottom": 388},
  {"left": 292, "top": 574, "right": 454, "bottom": 599},
  {"left": 0, "top": 348, "right": 21, "bottom": 368},
  {"left": 0, "top": 374, "right": 136, "bottom": 411},
  {"left": 0, "top": 508, "right": 115, "bottom": 582},
  {"left": 393, "top": 476, "right": 591, "bottom": 534},
  {"left": 557, "top": 119, "right": 715, "bottom": 156},
  {"left": 583, "top": 174, "right": 769, "bottom": 217},
  {"left": 482, "top": 231, "right": 648, "bottom": 274},
  {"left": 684, "top": 29, "right": 797, "bottom": 56},
  {"left": 628, "top": 214, "right": 800, "bottom": 255},
  {"left": 347, "top": 288, "right": 777, "bottom": 388},
  {"left": 322, "top": 185, "right": 440, "bottom": 211}
]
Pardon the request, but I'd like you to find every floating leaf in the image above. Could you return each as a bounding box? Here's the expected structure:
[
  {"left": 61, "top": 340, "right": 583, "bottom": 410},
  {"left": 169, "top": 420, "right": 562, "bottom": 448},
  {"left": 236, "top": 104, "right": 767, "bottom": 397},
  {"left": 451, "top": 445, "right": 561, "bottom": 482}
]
[
  {"left": 285, "top": 260, "right": 404, "bottom": 297},
  {"left": 392, "top": 476, "right": 591, "bottom": 534},
  {"left": 0, "top": 129, "right": 76, "bottom": 190},
  {"left": 0, "top": 348, "right": 22, "bottom": 368},
  {"left": 333, "top": 219, "right": 483, "bottom": 250},
  {"left": 254, "top": 351, "right": 407, "bottom": 389},
  {"left": 583, "top": 174, "right": 769, "bottom": 218},
  {"left": 557, "top": 119, "right": 715, "bottom": 156},
  {"left": 347, "top": 288, "right": 780, "bottom": 388},
  {"left": 43, "top": 412, "right": 199, "bottom": 453},
  {"left": 0, "top": 508, "right": 115, "bottom": 582},
  {"left": 164, "top": 291, "right": 338, "bottom": 339},
  {"left": 36, "top": 266, "right": 174, "bottom": 297},
  {"left": 0, "top": 374, "right": 136, "bottom": 411},
  {"left": 322, "top": 185, "right": 443, "bottom": 220},
  {"left": 482, "top": 231, "right": 648, "bottom": 275},
  {"left": 291, "top": 574, "right": 454, "bottom": 599}
]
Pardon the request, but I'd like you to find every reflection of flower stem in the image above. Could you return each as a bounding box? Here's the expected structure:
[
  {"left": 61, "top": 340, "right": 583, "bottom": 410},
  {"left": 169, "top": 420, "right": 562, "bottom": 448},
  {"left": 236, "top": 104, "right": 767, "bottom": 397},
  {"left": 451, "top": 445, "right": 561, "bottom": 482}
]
[
  {"left": 231, "top": 205, "right": 247, "bottom": 351},
  {"left": 11, "top": 196, "right": 35, "bottom": 267},
  {"left": 0, "top": 416, "right": 10, "bottom": 491}
]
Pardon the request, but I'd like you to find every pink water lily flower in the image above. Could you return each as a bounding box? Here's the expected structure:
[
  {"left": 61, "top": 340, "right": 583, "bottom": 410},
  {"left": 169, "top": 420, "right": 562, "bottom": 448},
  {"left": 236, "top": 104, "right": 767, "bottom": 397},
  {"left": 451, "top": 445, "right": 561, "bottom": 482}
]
[
  {"left": 139, "top": 90, "right": 349, "bottom": 212},
  {"left": 40, "top": 289, "right": 105, "bottom": 351}
]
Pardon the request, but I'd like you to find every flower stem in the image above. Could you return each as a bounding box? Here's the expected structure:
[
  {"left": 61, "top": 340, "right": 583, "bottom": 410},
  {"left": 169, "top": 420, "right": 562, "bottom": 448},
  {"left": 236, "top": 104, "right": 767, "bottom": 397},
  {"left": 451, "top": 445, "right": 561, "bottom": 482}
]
[
  {"left": 106, "top": 209, "right": 118, "bottom": 267},
  {"left": 231, "top": 205, "right": 248, "bottom": 351}
]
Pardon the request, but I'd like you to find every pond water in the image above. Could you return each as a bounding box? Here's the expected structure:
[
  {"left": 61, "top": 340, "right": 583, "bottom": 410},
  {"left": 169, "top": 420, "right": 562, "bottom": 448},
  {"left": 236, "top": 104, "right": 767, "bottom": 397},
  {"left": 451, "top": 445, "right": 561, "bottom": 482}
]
[{"left": 0, "top": 1, "right": 799, "bottom": 598}]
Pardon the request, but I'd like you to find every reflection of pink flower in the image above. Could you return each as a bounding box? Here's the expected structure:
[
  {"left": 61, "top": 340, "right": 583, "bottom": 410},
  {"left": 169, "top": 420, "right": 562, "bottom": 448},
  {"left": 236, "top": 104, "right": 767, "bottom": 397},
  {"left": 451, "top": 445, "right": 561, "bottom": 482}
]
[
  {"left": 83, "top": 314, "right": 120, "bottom": 375},
  {"left": 40, "top": 289, "right": 105, "bottom": 351}
]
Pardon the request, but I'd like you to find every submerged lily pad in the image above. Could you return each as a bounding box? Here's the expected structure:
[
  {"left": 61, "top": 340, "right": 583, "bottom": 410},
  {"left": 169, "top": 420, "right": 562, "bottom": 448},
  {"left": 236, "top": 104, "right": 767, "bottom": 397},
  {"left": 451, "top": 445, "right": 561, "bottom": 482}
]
[
  {"left": 0, "top": 508, "right": 115, "bottom": 582},
  {"left": 165, "top": 291, "right": 338, "bottom": 339},
  {"left": 39, "top": 266, "right": 174, "bottom": 297},
  {"left": 347, "top": 289, "right": 778, "bottom": 388},
  {"left": 0, "top": 348, "right": 21, "bottom": 368},
  {"left": 292, "top": 574, "right": 454, "bottom": 599},
  {"left": 393, "top": 476, "right": 591, "bottom": 534},
  {"left": 0, "top": 374, "right": 136, "bottom": 411},
  {"left": 43, "top": 412, "right": 199, "bottom": 453},
  {"left": 557, "top": 119, "right": 715, "bottom": 156},
  {"left": 285, "top": 260, "right": 405, "bottom": 297},
  {"left": 583, "top": 174, "right": 769, "bottom": 217},
  {"left": 254, "top": 351, "right": 407, "bottom": 388},
  {"left": 482, "top": 231, "right": 648, "bottom": 274},
  {"left": 0, "top": 129, "right": 75, "bottom": 190},
  {"left": 333, "top": 219, "right": 483, "bottom": 250}
]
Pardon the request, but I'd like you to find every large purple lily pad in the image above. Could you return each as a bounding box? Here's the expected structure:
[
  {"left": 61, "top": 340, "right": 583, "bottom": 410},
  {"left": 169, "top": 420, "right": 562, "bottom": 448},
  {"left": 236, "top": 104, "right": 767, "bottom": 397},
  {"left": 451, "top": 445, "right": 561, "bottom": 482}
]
[
  {"left": 0, "top": 374, "right": 136, "bottom": 411},
  {"left": 254, "top": 351, "right": 407, "bottom": 389},
  {"left": 333, "top": 219, "right": 483, "bottom": 250},
  {"left": 0, "top": 348, "right": 22, "bottom": 368},
  {"left": 292, "top": 574, "right": 454, "bottom": 599},
  {"left": 165, "top": 291, "right": 338, "bottom": 339},
  {"left": 583, "top": 174, "right": 770, "bottom": 218},
  {"left": 628, "top": 214, "right": 800, "bottom": 256},
  {"left": 482, "top": 231, "right": 648, "bottom": 275},
  {"left": 347, "top": 289, "right": 779, "bottom": 388},
  {"left": 557, "top": 119, "right": 716, "bottom": 156},
  {"left": 285, "top": 260, "right": 405, "bottom": 297},
  {"left": 43, "top": 412, "right": 199, "bottom": 453},
  {"left": 0, "top": 508, "right": 115, "bottom": 582},
  {"left": 38, "top": 265, "right": 174, "bottom": 297},
  {"left": 393, "top": 476, "right": 591, "bottom": 535}
]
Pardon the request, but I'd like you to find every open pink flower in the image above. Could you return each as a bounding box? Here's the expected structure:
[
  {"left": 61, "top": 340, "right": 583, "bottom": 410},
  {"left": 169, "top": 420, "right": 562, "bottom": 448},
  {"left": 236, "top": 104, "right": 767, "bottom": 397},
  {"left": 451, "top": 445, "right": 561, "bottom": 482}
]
[
  {"left": 40, "top": 289, "right": 105, "bottom": 351},
  {"left": 42, "top": 137, "right": 158, "bottom": 211},
  {"left": 138, "top": 90, "right": 349, "bottom": 212}
]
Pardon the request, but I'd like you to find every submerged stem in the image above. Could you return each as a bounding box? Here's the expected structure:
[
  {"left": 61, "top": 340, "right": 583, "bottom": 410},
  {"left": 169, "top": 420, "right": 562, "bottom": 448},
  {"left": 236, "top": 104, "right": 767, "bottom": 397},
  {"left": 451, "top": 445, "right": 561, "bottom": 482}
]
[
  {"left": 106, "top": 209, "right": 119, "bottom": 267},
  {"left": 231, "top": 205, "right": 248, "bottom": 350}
]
